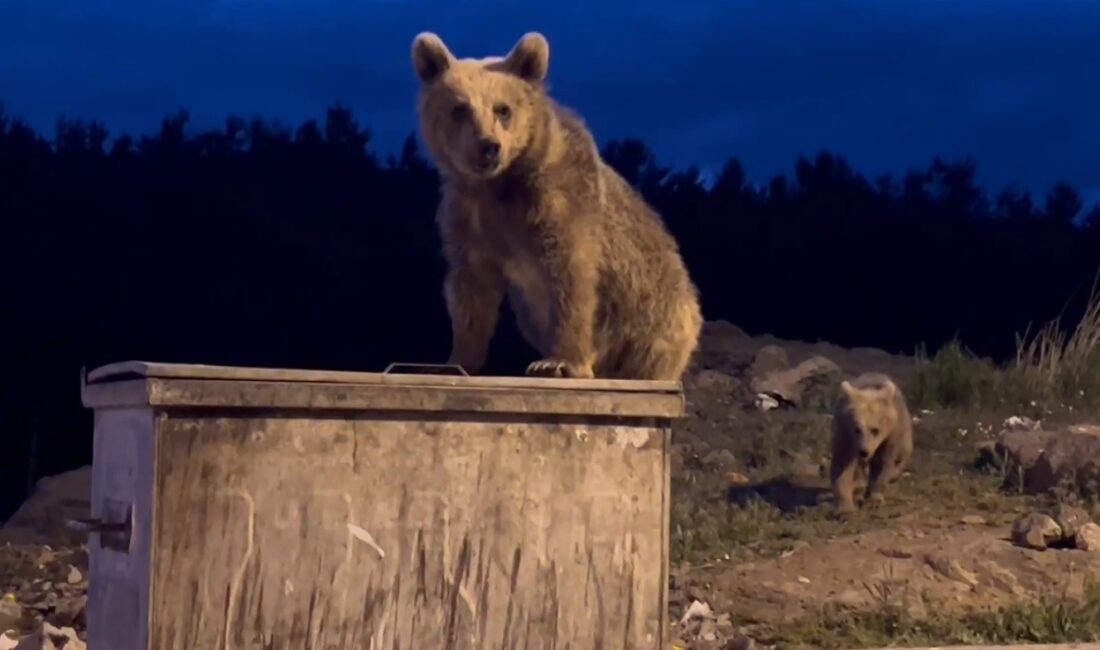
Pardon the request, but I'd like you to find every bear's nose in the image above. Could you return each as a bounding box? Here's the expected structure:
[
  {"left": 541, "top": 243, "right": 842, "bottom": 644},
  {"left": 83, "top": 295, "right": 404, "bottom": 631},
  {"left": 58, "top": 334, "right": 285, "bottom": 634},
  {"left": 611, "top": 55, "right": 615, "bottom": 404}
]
[
  {"left": 477, "top": 138, "right": 501, "bottom": 167},
  {"left": 858, "top": 448, "right": 871, "bottom": 460}
]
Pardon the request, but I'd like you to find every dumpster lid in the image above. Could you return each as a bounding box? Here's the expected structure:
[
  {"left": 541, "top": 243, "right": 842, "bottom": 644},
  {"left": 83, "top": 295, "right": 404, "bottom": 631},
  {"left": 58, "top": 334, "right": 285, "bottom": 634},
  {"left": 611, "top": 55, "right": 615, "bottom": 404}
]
[
  {"left": 83, "top": 360, "right": 684, "bottom": 418},
  {"left": 85, "top": 360, "right": 683, "bottom": 394}
]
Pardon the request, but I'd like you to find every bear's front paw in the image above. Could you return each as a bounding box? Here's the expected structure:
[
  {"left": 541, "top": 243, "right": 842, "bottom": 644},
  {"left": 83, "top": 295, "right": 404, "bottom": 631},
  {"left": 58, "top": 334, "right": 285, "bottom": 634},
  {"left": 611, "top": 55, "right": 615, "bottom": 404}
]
[
  {"left": 525, "top": 358, "right": 594, "bottom": 379},
  {"left": 832, "top": 501, "right": 857, "bottom": 520},
  {"left": 866, "top": 492, "right": 886, "bottom": 509}
]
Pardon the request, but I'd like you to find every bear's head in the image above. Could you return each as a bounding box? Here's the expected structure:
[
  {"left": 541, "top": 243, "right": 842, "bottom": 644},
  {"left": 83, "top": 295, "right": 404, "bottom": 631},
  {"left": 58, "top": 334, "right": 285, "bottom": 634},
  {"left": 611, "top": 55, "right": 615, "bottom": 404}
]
[
  {"left": 839, "top": 379, "right": 900, "bottom": 460},
  {"left": 411, "top": 32, "right": 550, "bottom": 180}
]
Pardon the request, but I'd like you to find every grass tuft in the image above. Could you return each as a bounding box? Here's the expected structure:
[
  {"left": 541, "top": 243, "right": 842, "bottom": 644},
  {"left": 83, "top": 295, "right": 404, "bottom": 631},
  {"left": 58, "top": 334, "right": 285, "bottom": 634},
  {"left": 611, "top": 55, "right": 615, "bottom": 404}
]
[
  {"left": 913, "top": 283, "right": 1100, "bottom": 412},
  {"left": 768, "top": 581, "right": 1100, "bottom": 649}
]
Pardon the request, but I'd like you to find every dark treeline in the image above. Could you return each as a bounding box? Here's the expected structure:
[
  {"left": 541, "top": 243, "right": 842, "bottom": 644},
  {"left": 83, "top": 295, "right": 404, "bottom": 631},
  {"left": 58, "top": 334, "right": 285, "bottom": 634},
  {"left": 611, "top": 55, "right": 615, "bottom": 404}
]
[{"left": 2, "top": 103, "right": 1099, "bottom": 518}]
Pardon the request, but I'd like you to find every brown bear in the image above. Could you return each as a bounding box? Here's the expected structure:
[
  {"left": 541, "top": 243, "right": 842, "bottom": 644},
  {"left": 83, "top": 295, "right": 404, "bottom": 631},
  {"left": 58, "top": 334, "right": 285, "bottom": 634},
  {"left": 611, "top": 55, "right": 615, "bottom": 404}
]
[
  {"left": 410, "top": 31, "right": 703, "bottom": 381},
  {"left": 829, "top": 372, "right": 913, "bottom": 516}
]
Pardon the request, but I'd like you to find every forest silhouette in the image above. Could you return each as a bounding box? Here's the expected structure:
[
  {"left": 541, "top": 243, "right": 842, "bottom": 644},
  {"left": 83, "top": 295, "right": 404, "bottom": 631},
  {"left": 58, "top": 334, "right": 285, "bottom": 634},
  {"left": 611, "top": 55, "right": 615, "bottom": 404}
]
[{"left": 2, "top": 103, "right": 1099, "bottom": 518}]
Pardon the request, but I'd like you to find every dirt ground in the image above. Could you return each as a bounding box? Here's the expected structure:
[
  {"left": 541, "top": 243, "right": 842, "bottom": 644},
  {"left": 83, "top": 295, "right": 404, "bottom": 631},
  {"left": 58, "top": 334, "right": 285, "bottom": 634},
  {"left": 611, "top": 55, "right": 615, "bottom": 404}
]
[
  {"left": 666, "top": 322, "right": 1100, "bottom": 648},
  {"left": 3, "top": 321, "right": 1100, "bottom": 649}
]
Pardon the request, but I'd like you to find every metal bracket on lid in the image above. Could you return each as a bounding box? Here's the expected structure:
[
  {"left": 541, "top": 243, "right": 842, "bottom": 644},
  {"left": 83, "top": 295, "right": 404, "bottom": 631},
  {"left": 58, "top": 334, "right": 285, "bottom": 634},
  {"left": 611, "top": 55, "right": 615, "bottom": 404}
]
[
  {"left": 382, "top": 363, "right": 470, "bottom": 376},
  {"left": 67, "top": 498, "right": 134, "bottom": 553}
]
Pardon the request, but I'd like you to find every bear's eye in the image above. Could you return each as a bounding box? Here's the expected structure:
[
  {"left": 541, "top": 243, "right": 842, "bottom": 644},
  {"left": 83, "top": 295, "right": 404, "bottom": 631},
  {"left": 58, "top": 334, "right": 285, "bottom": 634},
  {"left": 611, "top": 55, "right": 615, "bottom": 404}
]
[
  {"left": 450, "top": 103, "right": 471, "bottom": 122},
  {"left": 870, "top": 427, "right": 880, "bottom": 436},
  {"left": 493, "top": 103, "right": 512, "bottom": 123}
]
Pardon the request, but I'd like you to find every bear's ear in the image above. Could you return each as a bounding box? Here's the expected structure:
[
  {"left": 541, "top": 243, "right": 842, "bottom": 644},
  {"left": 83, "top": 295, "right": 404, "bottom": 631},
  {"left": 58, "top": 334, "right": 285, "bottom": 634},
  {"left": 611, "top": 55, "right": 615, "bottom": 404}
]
[
  {"left": 412, "top": 32, "right": 454, "bottom": 83},
  {"left": 502, "top": 32, "right": 549, "bottom": 83}
]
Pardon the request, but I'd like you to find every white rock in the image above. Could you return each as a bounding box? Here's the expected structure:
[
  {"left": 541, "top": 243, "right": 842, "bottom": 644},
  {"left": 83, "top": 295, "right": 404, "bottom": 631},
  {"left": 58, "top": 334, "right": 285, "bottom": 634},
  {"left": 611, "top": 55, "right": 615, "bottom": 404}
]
[
  {"left": 753, "top": 393, "right": 780, "bottom": 411},
  {"left": 1075, "top": 522, "right": 1100, "bottom": 551}
]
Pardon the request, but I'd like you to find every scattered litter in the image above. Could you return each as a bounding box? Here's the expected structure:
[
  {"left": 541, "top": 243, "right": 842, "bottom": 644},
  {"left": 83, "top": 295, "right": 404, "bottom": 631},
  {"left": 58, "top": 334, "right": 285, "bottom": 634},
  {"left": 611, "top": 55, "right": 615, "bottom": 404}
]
[
  {"left": 679, "top": 600, "right": 715, "bottom": 626},
  {"left": 1003, "top": 415, "right": 1041, "bottom": 431}
]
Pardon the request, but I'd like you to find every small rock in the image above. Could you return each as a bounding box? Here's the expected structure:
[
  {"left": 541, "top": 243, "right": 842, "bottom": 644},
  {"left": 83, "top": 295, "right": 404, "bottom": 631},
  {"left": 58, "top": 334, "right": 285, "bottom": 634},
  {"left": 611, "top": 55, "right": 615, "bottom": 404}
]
[
  {"left": 698, "top": 617, "right": 718, "bottom": 642},
  {"left": 924, "top": 554, "right": 979, "bottom": 586},
  {"left": 960, "top": 514, "right": 987, "bottom": 525},
  {"left": 45, "top": 597, "right": 85, "bottom": 628},
  {"left": 1075, "top": 522, "right": 1100, "bottom": 551},
  {"left": 679, "top": 600, "right": 715, "bottom": 626},
  {"left": 796, "top": 576, "right": 811, "bottom": 584},
  {"left": 702, "top": 449, "right": 737, "bottom": 470},
  {"left": 976, "top": 560, "right": 1026, "bottom": 596},
  {"left": 878, "top": 547, "right": 913, "bottom": 560},
  {"left": 0, "top": 601, "right": 22, "bottom": 635},
  {"left": 0, "top": 632, "right": 19, "bottom": 650},
  {"left": 1011, "top": 512, "right": 1064, "bottom": 550},
  {"left": 1050, "top": 504, "right": 1091, "bottom": 539},
  {"left": 17, "top": 622, "right": 86, "bottom": 650},
  {"left": 685, "top": 586, "right": 709, "bottom": 604},
  {"left": 725, "top": 635, "right": 756, "bottom": 650},
  {"left": 64, "top": 568, "right": 81, "bottom": 587},
  {"left": 726, "top": 472, "right": 751, "bottom": 486}
]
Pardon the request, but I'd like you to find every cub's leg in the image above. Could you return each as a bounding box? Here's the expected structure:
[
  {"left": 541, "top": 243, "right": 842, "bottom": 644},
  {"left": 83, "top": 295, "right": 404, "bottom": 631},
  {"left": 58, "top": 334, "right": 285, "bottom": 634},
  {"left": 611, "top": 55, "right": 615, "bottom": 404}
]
[
  {"left": 864, "top": 441, "right": 906, "bottom": 508},
  {"left": 830, "top": 453, "right": 861, "bottom": 517}
]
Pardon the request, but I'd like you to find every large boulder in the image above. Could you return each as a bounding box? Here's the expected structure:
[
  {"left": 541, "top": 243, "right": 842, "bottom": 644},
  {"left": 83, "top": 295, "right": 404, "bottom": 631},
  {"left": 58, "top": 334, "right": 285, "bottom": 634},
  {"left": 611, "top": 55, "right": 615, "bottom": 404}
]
[
  {"left": 978, "top": 424, "right": 1100, "bottom": 497},
  {"left": 697, "top": 320, "right": 750, "bottom": 355},
  {"left": 749, "top": 353, "right": 842, "bottom": 407},
  {"left": 0, "top": 468, "right": 91, "bottom": 546}
]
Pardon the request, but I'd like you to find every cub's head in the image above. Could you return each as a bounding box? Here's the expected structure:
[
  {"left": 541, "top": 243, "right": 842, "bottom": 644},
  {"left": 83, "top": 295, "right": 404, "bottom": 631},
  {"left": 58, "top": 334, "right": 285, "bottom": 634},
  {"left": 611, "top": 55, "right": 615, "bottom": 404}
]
[
  {"left": 839, "top": 378, "right": 900, "bottom": 460},
  {"left": 411, "top": 32, "right": 550, "bottom": 180}
]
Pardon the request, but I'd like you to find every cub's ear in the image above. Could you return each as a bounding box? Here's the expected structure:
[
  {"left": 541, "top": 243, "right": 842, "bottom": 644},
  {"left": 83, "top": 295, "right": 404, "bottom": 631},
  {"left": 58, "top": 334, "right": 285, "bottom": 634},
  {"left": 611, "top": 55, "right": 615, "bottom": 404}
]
[
  {"left": 881, "top": 380, "right": 897, "bottom": 398},
  {"left": 412, "top": 32, "right": 454, "bottom": 83},
  {"left": 839, "top": 380, "right": 855, "bottom": 398},
  {"left": 502, "top": 32, "right": 549, "bottom": 83}
]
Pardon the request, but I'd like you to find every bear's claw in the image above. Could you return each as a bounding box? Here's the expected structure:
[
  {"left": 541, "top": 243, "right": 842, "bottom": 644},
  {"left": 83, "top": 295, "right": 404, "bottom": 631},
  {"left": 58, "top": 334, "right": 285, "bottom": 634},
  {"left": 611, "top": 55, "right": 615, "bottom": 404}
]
[{"left": 525, "top": 358, "right": 593, "bottom": 379}]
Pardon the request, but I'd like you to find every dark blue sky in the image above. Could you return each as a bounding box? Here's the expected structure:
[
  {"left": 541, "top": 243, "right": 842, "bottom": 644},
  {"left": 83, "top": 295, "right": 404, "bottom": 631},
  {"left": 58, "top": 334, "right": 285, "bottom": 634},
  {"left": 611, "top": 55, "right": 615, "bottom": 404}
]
[{"left": 2, "top": 0, "right": 1098, "bottom": 207}]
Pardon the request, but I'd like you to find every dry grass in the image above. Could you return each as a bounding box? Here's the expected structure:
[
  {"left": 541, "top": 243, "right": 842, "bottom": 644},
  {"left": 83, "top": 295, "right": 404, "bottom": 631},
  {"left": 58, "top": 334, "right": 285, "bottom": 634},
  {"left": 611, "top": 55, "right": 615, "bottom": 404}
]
[
  {"left": 1016, "top": 278, "right": 1100, "bottom": 406},
  {"left": 669, "top": 407, "right": 1040, "bottom": 565},
  {"left": 913, "top": 282, "right": 1100, "bottom": 411},
  {"left": 768, "top": 581, "right": 1100, "bottom": 649},
  {"left": 670, "top": 283, "right": 1100, "bottom": 647}
]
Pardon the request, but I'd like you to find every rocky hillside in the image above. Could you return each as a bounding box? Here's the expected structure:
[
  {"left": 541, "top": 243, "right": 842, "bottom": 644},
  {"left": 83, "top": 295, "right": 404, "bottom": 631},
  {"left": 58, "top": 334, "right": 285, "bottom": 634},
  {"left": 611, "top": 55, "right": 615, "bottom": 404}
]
[{"left": 3, "top": 321, "right": 1100, "bottom": 649}]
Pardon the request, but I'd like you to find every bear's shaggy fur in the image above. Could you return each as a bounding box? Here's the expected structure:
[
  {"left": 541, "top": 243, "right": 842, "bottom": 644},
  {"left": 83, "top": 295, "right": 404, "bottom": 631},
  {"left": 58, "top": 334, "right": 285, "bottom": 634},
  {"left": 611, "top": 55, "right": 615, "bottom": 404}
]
[
  {"left": 411, "top": 32, "right": 702, "bottom": 380},
  {"left": 829, "top": 372, "right": 914, "bottom": 515}
]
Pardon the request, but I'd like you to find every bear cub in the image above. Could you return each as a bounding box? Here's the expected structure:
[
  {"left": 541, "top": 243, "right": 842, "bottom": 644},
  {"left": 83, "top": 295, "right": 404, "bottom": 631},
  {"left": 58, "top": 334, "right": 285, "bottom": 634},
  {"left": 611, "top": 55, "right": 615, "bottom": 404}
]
[
  {"left": 829, "top": 372, "right": 914, "bottom": 516},
  {"left": 410, "top": 31, "right": 702, "bottom": 381}
]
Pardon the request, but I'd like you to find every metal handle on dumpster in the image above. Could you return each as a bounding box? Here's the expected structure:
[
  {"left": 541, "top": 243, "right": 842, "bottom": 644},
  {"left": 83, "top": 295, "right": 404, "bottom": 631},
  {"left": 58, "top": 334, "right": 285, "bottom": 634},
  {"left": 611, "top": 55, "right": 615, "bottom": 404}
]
[
  {"left": 382, "top": 362, "right": 470, "bottom": 376},
  {"left": 67, "top": 498, "right": 133, "bottom": 553}
]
